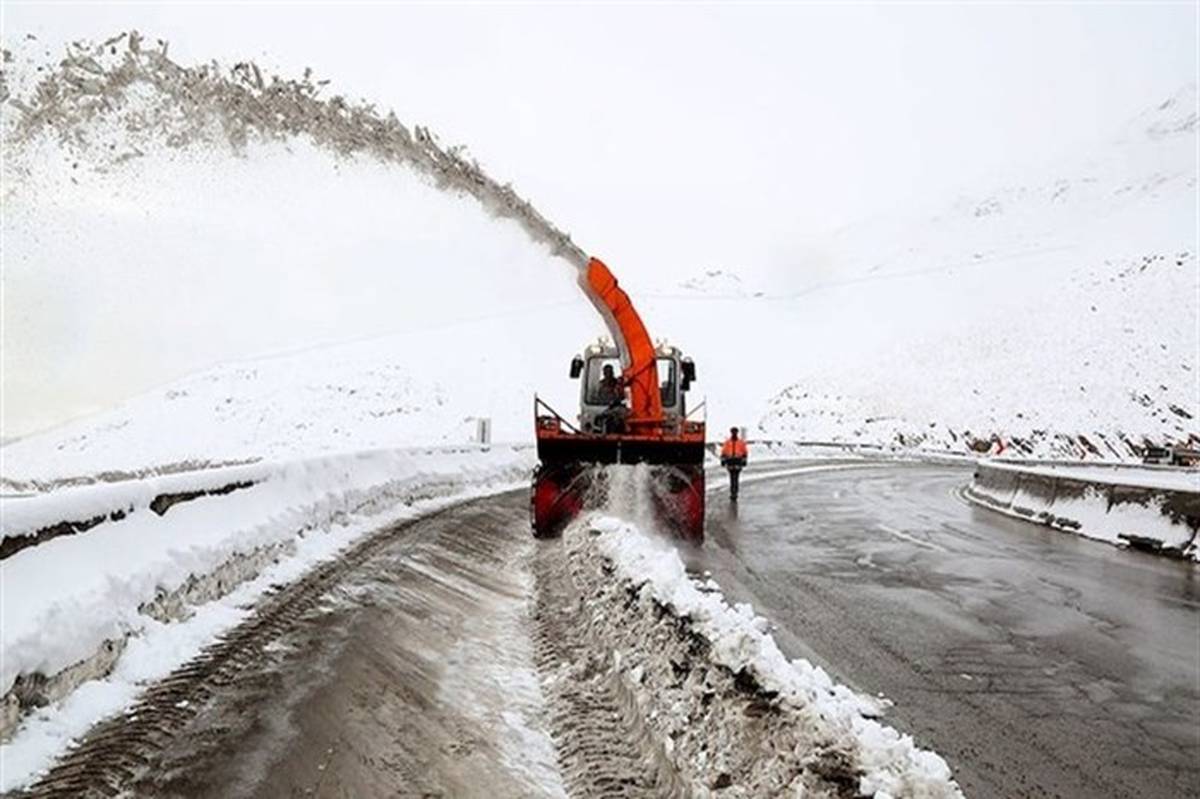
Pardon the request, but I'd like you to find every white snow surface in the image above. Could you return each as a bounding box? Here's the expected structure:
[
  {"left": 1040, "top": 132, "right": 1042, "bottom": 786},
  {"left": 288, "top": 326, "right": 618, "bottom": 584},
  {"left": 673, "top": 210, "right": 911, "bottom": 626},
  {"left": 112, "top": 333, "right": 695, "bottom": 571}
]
[
  {"left": 2, "top": 460, "right": 262, "bottom": 538},
  {"left": 2, "top": 81, "right": 1197, "bottom": 485},
  {"left": 1, "top": 37, "right": 1190, "bottom": 798},
  {"left": 0, "top": 445, "right": 534, "bottom": 701},
  {"left": 736, "top": 85, "right": 1199, "bottom": 457},
  {"left": 1, "top": 511, "right": 372, "bottom": 791},
  {"left": 589, "top": 515, "right": 961, "bottom": 798},
  {"left": 1, "top": 134, "right": 596, "bottom": 487}
]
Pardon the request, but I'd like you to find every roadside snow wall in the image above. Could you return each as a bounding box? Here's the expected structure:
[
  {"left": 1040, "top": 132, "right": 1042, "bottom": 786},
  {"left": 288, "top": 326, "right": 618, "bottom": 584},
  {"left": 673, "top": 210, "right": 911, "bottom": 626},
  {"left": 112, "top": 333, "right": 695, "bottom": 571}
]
[
  {"left": 965, "top": 460, "right": 1200, "bottom": 559},
  {"left": 564, "top": 517, "right": 962, "bottom": 798},
  {"left": 0, "top": 445, "right": 534, "bottom": 740}
]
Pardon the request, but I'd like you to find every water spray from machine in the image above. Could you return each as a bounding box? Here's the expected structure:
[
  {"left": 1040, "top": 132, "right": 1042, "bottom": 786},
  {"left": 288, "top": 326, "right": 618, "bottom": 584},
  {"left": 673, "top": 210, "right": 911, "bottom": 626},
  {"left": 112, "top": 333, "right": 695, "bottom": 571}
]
[
  {"left": 598, "top": 463, "right": 669, "bottom": 536},
  {"left": 1, "top": 31, "right": 588, "bottom": 270}
]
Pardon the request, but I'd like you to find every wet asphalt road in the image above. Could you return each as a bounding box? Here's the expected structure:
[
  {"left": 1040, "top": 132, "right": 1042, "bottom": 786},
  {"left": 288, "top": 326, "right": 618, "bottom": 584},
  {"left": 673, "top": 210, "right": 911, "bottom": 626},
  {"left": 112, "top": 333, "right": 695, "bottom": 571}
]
[
  {"left": 693, "top": 461, "right": 1200, "bottom": 798},
  {"left": 68, "top": 495, "right": 563, "bottom": 799}
]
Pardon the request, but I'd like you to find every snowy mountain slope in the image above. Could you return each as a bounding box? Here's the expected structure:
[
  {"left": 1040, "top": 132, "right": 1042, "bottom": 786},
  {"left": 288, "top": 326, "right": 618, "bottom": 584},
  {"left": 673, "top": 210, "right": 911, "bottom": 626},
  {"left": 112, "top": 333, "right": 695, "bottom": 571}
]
[
  {"left": 0, "top": 306, "right": 595, "bottom": 490},
  {"left": 0, "top": 134, "right": 603, "bottom": 487},
  {"left": 1, "top": 35, "right": 1195, "bottom": 485},
  {"left": 674, "top": 84, "right": 1199, "bottom": 457},
  {"left": 788, "top": 85, "right": 1197, "bottom": 288},
  {"left": 0, "top": 34, "right": 602, "bottom": 487}
]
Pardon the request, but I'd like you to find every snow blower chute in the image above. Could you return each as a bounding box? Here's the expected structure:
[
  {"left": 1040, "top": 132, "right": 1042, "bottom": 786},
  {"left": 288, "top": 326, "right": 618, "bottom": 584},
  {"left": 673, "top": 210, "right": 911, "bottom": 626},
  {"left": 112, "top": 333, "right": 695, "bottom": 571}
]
[{"left": 532, "top": 257, "right": 706, "bottom": 542}]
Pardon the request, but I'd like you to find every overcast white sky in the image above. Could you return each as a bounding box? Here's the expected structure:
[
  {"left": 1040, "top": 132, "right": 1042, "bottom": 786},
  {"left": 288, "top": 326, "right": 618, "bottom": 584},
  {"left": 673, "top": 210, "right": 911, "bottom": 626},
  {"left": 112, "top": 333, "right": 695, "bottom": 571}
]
[{"left": 2, "top": 2, "right": 1197, "bottom": 436}]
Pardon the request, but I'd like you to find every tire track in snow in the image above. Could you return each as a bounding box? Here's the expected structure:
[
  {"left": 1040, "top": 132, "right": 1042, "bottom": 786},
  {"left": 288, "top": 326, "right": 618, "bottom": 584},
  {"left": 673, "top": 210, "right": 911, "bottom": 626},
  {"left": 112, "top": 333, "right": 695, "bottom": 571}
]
[
  {"left": 530, "top": 537, "right": 683, "bottom": 798},
  {"left": 11, "top": 495, "right": 564, "bottom": 799}
]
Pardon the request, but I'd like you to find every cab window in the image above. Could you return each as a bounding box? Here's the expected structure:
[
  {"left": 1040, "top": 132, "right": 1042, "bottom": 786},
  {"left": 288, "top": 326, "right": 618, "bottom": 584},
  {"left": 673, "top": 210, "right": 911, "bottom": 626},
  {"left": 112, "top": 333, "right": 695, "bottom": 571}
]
[{"left": 585, "top": 357, "right": 624, "bottom": 405}]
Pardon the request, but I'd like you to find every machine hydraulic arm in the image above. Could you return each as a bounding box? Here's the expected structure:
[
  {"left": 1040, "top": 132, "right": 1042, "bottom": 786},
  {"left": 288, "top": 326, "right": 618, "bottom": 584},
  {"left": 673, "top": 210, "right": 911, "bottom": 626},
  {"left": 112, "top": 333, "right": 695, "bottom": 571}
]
[{"left": 578, "top": 257, "right": 663, "bottom": 430}]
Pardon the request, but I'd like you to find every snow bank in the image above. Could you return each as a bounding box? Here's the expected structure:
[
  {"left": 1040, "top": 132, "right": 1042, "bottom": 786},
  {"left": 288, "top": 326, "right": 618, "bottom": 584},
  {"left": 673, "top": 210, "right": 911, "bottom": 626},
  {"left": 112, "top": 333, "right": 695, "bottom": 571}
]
[
  {"left": 0, "top": 445, "right": 534, "bottom": 716},
  {"left": 579, "top": 516, "right": 961, "bottom": 798},
  {"left": 1, "top": 513, "right": 382, "bottom": 791},
  {"left": 1, "top": 462, "right": 264, "bottom": 549},
  {"left": 966, "top": 460, "right": 1199, "bottom": 558}
]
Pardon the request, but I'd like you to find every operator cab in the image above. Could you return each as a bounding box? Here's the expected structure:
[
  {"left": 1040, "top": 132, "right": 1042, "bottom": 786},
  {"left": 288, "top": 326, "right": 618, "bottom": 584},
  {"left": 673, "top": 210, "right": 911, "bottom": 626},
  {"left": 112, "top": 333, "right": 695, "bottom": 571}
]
[{"left": 569, "top": 339, "right": 697, "bottom": 434}]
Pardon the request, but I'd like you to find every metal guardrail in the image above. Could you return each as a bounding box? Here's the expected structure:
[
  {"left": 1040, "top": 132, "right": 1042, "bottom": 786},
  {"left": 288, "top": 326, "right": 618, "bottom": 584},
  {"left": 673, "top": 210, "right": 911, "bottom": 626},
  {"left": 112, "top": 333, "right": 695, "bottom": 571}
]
[{"left": 967, "top": 460, "right": 1199, "bottom": 558}]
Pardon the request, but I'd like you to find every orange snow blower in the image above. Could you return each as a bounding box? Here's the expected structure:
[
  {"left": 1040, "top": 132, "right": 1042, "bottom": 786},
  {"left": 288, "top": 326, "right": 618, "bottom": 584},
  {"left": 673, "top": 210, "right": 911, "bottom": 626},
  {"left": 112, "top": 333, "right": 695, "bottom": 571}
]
[{"left": 531, "top": 257, "right": 706, "bottom": 542}]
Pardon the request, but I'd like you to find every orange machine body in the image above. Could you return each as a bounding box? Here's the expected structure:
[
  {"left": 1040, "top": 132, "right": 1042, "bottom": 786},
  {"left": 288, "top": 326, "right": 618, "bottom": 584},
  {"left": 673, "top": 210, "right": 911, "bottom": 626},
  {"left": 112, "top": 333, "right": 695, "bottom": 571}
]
[{"left": 531, "top": 256, "right": 707, "bottom": 542}]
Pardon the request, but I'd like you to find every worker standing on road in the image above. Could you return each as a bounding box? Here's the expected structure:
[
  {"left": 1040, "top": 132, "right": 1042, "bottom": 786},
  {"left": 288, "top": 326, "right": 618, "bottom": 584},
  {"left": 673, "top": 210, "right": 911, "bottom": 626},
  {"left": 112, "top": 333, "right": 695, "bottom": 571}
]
[{"left": 720, "top": 427, "right": 748, "bottom": 501}]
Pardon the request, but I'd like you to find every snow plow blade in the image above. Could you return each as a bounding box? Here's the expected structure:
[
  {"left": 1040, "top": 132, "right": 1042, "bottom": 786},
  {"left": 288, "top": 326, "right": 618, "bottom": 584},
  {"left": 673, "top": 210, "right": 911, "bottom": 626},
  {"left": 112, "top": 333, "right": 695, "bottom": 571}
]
[{"left": 531, "top": 402, "right": 706, "bottom": 542}]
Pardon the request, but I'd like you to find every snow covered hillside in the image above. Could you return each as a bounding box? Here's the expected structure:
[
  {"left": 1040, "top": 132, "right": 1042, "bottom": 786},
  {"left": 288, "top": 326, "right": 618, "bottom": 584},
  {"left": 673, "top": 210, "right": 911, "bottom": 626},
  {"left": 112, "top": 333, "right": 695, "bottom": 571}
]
[
  {"left": 1, "top": 36, "right": 599, "bottom": 487},
  {"left": 648, "top": 85, "right": 1199, "bottom": 458},
  {"left": 0, "top": 140, "right": 602, "bottom": 487},
  {"left": 0, "top": 309, "right": 595, "bottom": 490},
  {"left": 1, "top": 35, "right": 1195, "bottom": 486}
]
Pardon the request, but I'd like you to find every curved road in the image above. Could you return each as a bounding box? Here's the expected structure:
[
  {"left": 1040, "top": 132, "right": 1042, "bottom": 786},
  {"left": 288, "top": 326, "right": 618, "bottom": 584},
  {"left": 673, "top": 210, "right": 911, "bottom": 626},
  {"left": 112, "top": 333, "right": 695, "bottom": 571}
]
[
  {"left": 693, "top": 461, "right": 1199, "bottom": 798},
  {"left": 21, "top": 496, "right": 567, "bottom": 799},
  {"left": 18, "top": 461, "right": 1198, "bottom": 798}
]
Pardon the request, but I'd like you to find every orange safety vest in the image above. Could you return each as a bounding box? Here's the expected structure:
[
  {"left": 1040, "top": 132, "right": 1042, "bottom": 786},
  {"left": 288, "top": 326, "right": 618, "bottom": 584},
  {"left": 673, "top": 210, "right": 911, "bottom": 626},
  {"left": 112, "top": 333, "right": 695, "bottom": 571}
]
[{"left": 720, "top": 438, "right": 748, "bottom": 459}]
